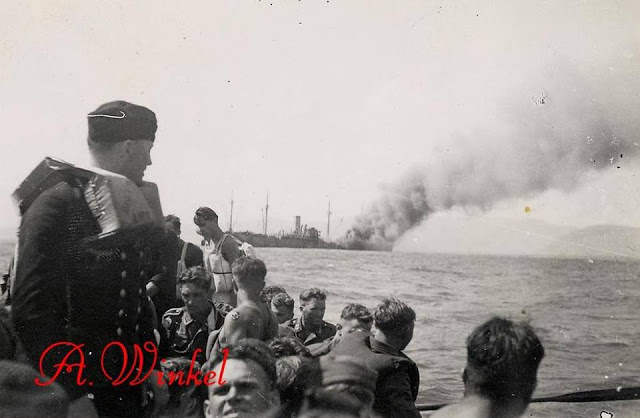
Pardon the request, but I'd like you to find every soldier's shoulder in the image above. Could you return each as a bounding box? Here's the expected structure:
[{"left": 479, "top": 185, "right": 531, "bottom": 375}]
[
  {"left": 161, "top": 307, "right": 185, "bottom": 329},
  {"left": 212, "top": 301, "right": 234, "bottom": 315},
  {"left": 162, "top": 307, "right": 186, "bottom": 320},
  {"left": 323, "top": 321, "right": 337, "bottom": 331}
]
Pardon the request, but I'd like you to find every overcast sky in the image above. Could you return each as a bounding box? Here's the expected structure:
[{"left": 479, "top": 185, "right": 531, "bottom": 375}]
[{"left": 1, "top": 1, "right": 639, "bottom": 247}]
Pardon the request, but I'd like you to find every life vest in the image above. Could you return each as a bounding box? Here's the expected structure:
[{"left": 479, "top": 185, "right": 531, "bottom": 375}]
[{"left": 205, "top": 235, "right": 235, "bottom": 304}]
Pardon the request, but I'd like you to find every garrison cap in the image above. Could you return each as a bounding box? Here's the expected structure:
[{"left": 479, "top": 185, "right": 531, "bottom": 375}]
[
  {"left": 320, "top": 355, "right": 378, "bottom": 392},
  {"left": 88, "top": 100, "right": 157, "bottom": 143}
]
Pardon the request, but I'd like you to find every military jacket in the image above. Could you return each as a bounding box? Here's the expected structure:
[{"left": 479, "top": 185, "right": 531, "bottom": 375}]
[
  {"left": 287, "top": 317, "right": 337, "bottom": 346},
  {"left": 11, "top": 180, "right": 164, "bottom": 399},
  {"left": 331, "top": 331, "right": 421, "bottom": 418},
  {"left": 161, "top": 301, "right": 231, "bottom": 365}
]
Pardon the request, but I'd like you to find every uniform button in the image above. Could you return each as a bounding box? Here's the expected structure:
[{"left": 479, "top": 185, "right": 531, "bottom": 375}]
[
  {"left": 135, "top": 324, "right": 139, "bottom": 332},
  {"left": 139, "top": 271, "right": 145, "bottom": 278},
  {"left": 120, "top": 289, "right": 126, "bottom": 298},
  {"left": 138, "top": 288, "right": 143, "bottom": 296},
  {"left": 117, "top": 327, "right": 122, "bottom": 336},
  {"left": 120, "top": 252, "right": 127, "bottom": 261},
  {"left": 137, "top": 306, "right": 141, "bottom": 314},
  {"left": 118, "top": 309, "right": 124, "bottom": 318},
  {"left": 121, "top": 271, "right": 127, "bottom": 279}
]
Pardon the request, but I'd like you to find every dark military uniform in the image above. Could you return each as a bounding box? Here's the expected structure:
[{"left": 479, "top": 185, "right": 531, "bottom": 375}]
[
  {"left": 12, "top": 180, "right": 163, "bottom": 417},
  {"left": 331, "top": 331, "right": 421, "bottom": 418},
  {"left": 286, "top": 317, "right": 336, "bottom": 346},
  {"left": 160, "top": 301, "right": 231, "bottom": 365}
]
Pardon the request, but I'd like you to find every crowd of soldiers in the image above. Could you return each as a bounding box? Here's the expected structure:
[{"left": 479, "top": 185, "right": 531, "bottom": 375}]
[{"left": 0, "top": 101, "right": 545, "bottom": 418}]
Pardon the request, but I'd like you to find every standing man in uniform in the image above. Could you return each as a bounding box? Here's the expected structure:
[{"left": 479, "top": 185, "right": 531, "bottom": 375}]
[{"left": 12, "top": 100, "right": 166, "bottom": 417}]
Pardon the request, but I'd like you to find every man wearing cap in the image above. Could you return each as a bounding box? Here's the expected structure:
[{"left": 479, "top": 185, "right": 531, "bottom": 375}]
[{"left": 12, "top": 101, "right": 166, "bottom": 417}]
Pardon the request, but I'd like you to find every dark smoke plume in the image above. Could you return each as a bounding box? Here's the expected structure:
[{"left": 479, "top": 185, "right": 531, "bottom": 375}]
[{"left": 345, "top": 60, "right": 640, "bottom": 251}]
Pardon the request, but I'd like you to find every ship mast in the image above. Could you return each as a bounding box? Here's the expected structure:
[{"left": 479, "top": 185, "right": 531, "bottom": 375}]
[
  {"left": 229, "top": 190, "right": 234, "bottom": 232},
  {"left": 327, "top": 199, "right": 331, "bottom": 240},
  {"left": 263, "top": 192, "right": 269, "bottom": 235}
]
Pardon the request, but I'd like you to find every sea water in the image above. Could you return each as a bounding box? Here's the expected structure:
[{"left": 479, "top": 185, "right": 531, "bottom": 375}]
[
  {"left": 258, "top": 248, "right": 640, "bottom": 417},
  {"left": 2, "top": 243, "right": 639, "bottom": 417}
]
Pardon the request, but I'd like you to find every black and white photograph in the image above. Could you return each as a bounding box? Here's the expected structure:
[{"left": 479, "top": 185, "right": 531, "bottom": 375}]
[{"left": 1, "top": 1, "right": 639, "bottom": 417}]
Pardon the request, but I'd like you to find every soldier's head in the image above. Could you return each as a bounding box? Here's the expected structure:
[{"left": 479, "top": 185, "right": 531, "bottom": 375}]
[
  {"left": 0, "top": 360, "right": 70, "bottom": 418},
  {"left": 372, "top": 298, "right": 415, "bottom": 351},
  {"left": 299, "top": 288, "right": 327, "bottom": 329},
  {"left": 269, "top": 337, "right": 311, "bottom": 359},
  {"left": 87, "top": 101, "right": 157, "bottom": 186},
  {"left": 178, "top": 266, "right": 212, "bottom": 318},
  {"left": 271, "top": 292, "right": 295, "bottom": 324},
  {"left": 165, "top": 214, "right": 181, "bottom": 237},
  {"left": 232, "top": 257, "right": 267, "bottom": 295},
  {"left": 204, "top": 339, "right": 280, "bottom": 418},
  {"left": 463, "top": 317, "right": 544, "bottom": 416},
  {"left": 260, "top": 284, "right": 288, "bottom": 304},
  {"left": 194, "top": 206, "right": 223, "bottom": 240},
  {"left": 338, "top": 304, "right": 372, "bottom": 335}
]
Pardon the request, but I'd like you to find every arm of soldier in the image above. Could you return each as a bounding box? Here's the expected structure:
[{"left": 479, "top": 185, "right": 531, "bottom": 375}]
[
  {"left": 11, "top": 183, "right": 85, "bottom": 398},
  {"left": 221, "top": 308, "right": 251, "bottom": 345},
  {"left": 375, "top": 365, "right": 422, "bottom": 418},
  {"left": 146, "top": 279, "right": 161, "bottom": 297}
]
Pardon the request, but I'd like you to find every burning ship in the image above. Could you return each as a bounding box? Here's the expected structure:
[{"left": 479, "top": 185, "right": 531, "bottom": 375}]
[{"left": 228, "top": 195, "right": 346, "bottom": 250}]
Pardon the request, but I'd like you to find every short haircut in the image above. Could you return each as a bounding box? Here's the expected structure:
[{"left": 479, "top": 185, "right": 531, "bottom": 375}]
[
  {"left": 464, "top": 317, "right": 545, "bottom": 402},
  {"left": 276, "top": 356, "right": 321, "bottom": 414},
  {"left": 207, "top": 339, "right": 277, "bottom": 391},
  {"left": 300, "top": 288, "right": 327, "bottom": 304},
  {"left": 269, "top": 337, "right": 311, "bottom": 358},
  {"left": 373, "top": 298, "right": 415, "bottom": 339},
  {"left": 340, "top": 304, "right": 372, "bottom": 325},
  {"left": 165, "top": 214, "right": 181, "bottom": 230},
  {"left": 232, "top": 256, "right": 267, "bottom": 283},
  {"left": 260, "top": 285, "right": 288, "bottom": 303},
  {"left": 177, "top": 266, "right": 211, "bottom": 292},
  {"left": 272, "top": 292, "right": 295, "bottom": 310}
]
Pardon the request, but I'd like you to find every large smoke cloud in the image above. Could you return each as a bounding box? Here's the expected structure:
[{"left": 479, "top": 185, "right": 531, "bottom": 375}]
[{"left": 345, "top": 58, "right": 640, "bottom": 251}]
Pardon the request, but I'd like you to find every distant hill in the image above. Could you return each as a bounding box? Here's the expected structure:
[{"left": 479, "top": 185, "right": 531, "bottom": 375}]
[{"left": 541, "top": 225, "right": 640, "bottom": 259}]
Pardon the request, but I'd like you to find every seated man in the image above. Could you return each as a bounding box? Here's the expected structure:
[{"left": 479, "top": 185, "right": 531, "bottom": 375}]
[
  {"left": 331, "top": 298, "right": 420, "bottom": 418},
  {"left": 271, "top": 292, "right": 295, "bottom": 325},
  {"left": 161, "top": 266, "right": 232, "bottom": 366},
  {"left": 209, "top": 257, "right": 278, "bottom": 355},
  {"left": 308, "top": 303, "right": 372, "bottom": 357},
  {"left": 203, "top": 339, "right": 281, "bottom": 418},
  {"left": 431, "top": 317, "right": 545, "bottom": 418},
  {"left": 287, "top": 288, "right": 336, "bottom": 346}
]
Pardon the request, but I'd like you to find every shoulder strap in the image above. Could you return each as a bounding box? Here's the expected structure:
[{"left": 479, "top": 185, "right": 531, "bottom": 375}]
[{"left": 180, "top": 241, "right": 188, "bottom": 262}]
